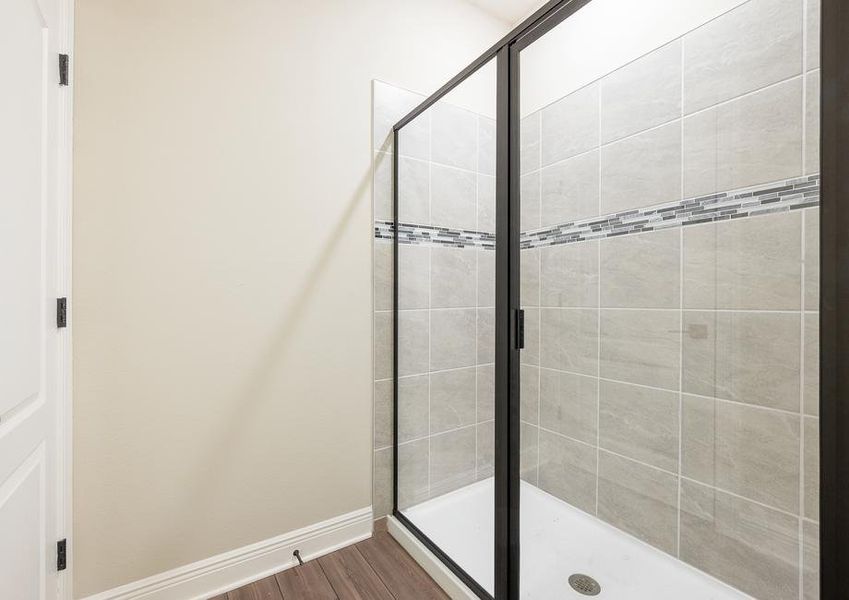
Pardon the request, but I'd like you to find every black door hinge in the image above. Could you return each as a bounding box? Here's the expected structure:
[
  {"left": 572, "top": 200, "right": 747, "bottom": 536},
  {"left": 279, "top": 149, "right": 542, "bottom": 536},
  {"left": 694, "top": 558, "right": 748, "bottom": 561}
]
[
  {"left": 57, "top": 539, "right": 67, "bottom": 571},
  {"left": 59, "top": 54, "right": 69, "bottom": 86},
  {"left": 515, "top": 309, "right": 525, "bottom": 350},
  {"left": 57, "top": 297, "right": 67, "bottom": 328}
]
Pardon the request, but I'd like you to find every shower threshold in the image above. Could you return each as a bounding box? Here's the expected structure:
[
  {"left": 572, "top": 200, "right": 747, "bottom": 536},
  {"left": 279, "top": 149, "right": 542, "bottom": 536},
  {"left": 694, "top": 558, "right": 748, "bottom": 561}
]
[{"left": 403, "top": 478, "right": 750, "bottom": 599}]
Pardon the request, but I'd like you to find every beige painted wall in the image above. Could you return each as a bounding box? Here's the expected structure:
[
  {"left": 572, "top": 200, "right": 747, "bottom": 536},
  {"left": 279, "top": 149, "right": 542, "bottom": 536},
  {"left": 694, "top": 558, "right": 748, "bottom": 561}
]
[{"left": 71, "top": 1, "right": 506, "bottom": 596}]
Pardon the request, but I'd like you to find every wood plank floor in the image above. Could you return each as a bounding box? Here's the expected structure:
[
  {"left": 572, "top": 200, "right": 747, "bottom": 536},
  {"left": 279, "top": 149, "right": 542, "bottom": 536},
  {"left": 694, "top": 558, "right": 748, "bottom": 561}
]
[{"left": 211, "top": 531, "right": 449, "bottom": 600}]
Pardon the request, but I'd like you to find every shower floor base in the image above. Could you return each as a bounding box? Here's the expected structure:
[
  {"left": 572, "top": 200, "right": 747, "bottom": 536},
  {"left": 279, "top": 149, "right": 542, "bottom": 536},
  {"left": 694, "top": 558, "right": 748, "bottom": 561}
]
[{"left": 403, "top": 478, "right": 749, "bottom": 599}]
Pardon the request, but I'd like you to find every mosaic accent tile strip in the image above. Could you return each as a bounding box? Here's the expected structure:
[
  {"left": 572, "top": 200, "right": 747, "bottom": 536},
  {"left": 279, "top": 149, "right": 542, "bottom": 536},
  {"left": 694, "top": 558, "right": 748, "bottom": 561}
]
[
  {"left": 374, "top": 220, "right": 496, "bottom": 249},
  {"left": 374, "top": 175, "right": 819, "bottom": 250},
  {"left": 521, "top": 174, "right": 820, "bottom": 249}
]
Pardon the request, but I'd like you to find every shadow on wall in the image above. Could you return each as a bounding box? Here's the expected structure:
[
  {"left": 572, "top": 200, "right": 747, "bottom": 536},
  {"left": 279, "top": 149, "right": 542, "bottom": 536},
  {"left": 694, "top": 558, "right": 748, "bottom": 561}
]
[{"left": 148, "top": 166, "right": 372, "bottom": 553}]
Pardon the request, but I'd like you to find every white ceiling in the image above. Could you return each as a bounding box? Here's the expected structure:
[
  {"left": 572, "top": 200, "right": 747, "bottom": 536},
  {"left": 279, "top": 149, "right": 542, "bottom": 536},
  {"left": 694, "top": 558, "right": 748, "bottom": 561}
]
[{"left": 465, "top": 0, "right": 546, "bottom": 26}]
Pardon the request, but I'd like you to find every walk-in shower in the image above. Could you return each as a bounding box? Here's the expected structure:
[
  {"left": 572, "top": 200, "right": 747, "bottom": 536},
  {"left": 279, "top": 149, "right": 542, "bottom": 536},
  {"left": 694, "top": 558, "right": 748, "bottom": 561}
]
[{"left": 377, "top": 0, "right": 848, "bottom": 597}]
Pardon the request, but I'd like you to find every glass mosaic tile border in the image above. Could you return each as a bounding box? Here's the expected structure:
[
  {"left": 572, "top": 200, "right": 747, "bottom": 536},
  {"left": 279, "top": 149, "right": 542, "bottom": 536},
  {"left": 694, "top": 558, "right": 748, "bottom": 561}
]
[{"left": 374, "top": 174, "right": 820, "bottom": 250}]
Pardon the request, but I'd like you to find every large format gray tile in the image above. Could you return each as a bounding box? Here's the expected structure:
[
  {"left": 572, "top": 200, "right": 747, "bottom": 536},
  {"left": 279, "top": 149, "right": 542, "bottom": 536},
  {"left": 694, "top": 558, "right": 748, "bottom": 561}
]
[
  {"left": 539, "top": 369, "right": 598, "bottom": 445},
  {"left": 539, "top": 151, "right": 599, "bottom": 226},
  {"left": 374, "top": 241, "right": 392, "bottom": 312},
  {"left": 478, "top": 249, "right": 495, "bottom": 308},
  {"left": 803, "top": 520, "right": 820, "bottom": 600},
  {"left": 806, "top": 0, "right": 821, "bottom": 71},
  {"left": 477, "top": 364, "right": 495, "bottom": 423},
  {"left": 477, "top": 174, "right": 496, "bottom": 234},
  {"left": 600, "top": 309, "right": 680, "bottom": 390},
  {"left": 599, "top": 380, "right": 679, "bottom": 472},
  {"left": 521, "top": 173, "right": 541, "bottom": 231},
  {"left": 598, "top": 451, "right": 679, "bottom": 555},
  {"left": 398, "top": 310, "right": 429, "bottom": 377},
  {"left": 430, "top": 368, "right": 476, "bottom": 434},
  {"left": 804, "top": 312, "right": 819, "bottom": 416},
  {"left": 805, "top": 416, "right": 819, "bottom": 520},
  {"left": 683, "top": 77, "right": 803, "bottom": 198},
  {"left": 682, "top": 311, "right": 801, "bottom": 411},
  {"left": 521, "top": 249, "right": 540, "bottom": 307},
  {"left": 805, "top": 207, "right": 820, "bottom": 310},
  {"left": 430, "top": 309, "right": 476, "bottom": 371},
  {"left": 682, "top": 0, "right": 803, "bottom": 114},
  {"left": 430, "top": 426, "right": 477, "bottom": 498},
  {"left": 398, "top": 157, "right": 430, "bottom": 224},
  {"left": 374, "top": 379, "right": 392, "bottom": 450},
  {"left": 478, "top": 116, "right": 496, "bottom": 176},
  {"left": 373, "top": 447, "right": 392, "bottom": 518},
  {"left": 521, "top": 365, "right": 540, "bottom": 425},
  {"left": 431, "top": 164, "right": 476, "bottom": 231},
  {"left": 538, "top": 430, "right": 597, "bottom": 514},
  {"left": 398, "top": 244, "right": 429, "bottom": 310},
  {"left": 683, "top": 211, "right": 802, "bottom": 310},
  {"left": 373, "top": 81, "right": 428, "bottom": 157},
  {"left": 521, "top": 423, "right": 540, "bottom": 485},
  {"left": 431, "top": 247, "right": 476, "bottom": 308},
  {"left": 681, "top": 395, "right": 800, "bottom": 514},
  {"left": 601, "top": 40, "right": 682, "bottom": 144},
  {"left": 373, "top": 151, "right": 392, "bottom": 221},
  {"left": 601, "top": 121, "right": 682, "bottom": 214},
  {"left": 541, "top": 83, "right": 599, "bottom": 167},
  {"left": 521, "top": 112, "right": 541, "bottom": 175},
  {"left": 374, "top": 311, "right": 393, "bottom": 380},
  {"left": 540, "top": 241, "right": 599, "bottom": 308},
  {"left": 398, "top": 375, "right": 428, "bottom": 443},
  {"left": 477, "top": 308, "right": 494, "bottom": 365},
  {"left": 806, "top": 70, "right": 820, "bottom": 175},
  {"left": 680, "top": 480, "right": 800, "bottom": 600},
  {"left": 477, "top": 421, "right": 494, "bottom": 480},
  {"left": 431, "top": 102, "right": 477, "bottom": 171},
  {"left": 601, "top": 229, "right": 681, "bottom": 309},
  {"left": 522, "top": 308, "right": 540, "bottom": 366},
  {"left": 398, "top": 439, "right": 429, "bottom": 509},
  {"left": 540, "top": 309, "right": 599, "bottom": 376}
]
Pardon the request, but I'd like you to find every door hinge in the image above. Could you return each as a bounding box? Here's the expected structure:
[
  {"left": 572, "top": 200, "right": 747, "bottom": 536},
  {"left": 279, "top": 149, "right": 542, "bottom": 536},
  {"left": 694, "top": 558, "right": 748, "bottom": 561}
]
[
  {"left": 57, "top": 539, "right": 67, "bottom": 571},
  {"left": 59, "top": 54, "right": 69, "bottom": 86},
  {"left": 57, "top": 297, "right": 67, "bottom": 328},
  {"left": 515, "top": 309, "right": 525, "bottom": 350}
]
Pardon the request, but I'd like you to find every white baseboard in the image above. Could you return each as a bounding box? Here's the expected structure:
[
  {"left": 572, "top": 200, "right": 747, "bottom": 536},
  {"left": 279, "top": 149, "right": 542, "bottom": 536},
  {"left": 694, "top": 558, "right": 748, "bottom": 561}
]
[
  {"left": 81, "top": 507, "right": 373, "bottom": 600},
  {"left": 387, "top": 516, "right": 478, "bottom": 600}
]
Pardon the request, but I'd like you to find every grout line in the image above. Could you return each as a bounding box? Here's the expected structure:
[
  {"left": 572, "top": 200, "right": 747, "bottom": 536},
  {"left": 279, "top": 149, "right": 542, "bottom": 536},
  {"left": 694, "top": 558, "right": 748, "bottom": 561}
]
[
  {"left": 427, "top": 113, "right": 433, "bottom": 501},
  {"left": 536, "top": 115, "right": 544, "bottom": 486},
  {"left": 475, "top": 115, "right": 480, "bottom": 482},
  {"left": 799, "top": 5, "right": 809, "bottom": 597},
  {"left": 526, "top": 74, "right": 808, "bottom": 180},
  {"left": 677, "top": 41, "right": 685, "bottom": 558},
  {"left": 539, "top": 423, "right": 806, "bottom": 522},
  {"left": 532, "top": 365, "right": 806, "bottom": 418},
  {"left": 595, "top": 84, "right": 603, "bottom": 517},
  {"left": 392, "top": 306, "right": 807, "bottom": 314}
]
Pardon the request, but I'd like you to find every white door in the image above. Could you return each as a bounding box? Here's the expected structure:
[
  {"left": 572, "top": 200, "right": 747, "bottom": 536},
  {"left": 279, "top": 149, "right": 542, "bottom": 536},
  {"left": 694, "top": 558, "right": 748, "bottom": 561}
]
[{"left": 0, "top": 0, "right": 70, "bottom": 598}]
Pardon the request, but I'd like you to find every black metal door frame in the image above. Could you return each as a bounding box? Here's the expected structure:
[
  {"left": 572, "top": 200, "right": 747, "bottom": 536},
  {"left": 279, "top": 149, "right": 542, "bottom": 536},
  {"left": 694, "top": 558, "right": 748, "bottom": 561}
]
[{"left": 392, "top": 0, "right": 848, "bottom": 597}]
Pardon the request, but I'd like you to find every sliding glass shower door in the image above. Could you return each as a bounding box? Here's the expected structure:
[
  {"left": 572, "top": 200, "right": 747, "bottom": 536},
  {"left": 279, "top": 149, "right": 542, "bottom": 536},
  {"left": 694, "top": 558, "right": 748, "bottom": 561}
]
[
  {"left": 517, "top": 1, "right": 820, "bottom": 598},
  {"left": 390, "top": 0, "right": 836, "bottom": 598},
  {"left": 393, "top": 59, "right": 498, "bottom": 598}
]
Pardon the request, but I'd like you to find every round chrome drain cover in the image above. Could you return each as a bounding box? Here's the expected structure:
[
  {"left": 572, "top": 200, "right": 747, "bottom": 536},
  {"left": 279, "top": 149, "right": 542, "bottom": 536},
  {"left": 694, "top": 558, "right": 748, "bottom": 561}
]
[{"left": 568, "top": 573, "right": 601, "bottom": 596}]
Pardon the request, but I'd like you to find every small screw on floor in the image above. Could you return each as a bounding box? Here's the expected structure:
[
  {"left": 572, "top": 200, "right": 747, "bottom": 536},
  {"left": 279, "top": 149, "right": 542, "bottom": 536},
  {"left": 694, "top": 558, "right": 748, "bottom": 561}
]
[{"left": 293, "top": 549, "right": 304, "bottom": 566}]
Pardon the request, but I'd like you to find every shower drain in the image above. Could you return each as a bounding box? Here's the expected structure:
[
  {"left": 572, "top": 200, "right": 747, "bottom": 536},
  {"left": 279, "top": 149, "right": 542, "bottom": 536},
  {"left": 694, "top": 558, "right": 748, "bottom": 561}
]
[{"left": 568, "top": 573, "right": 601, "bottom": 596}]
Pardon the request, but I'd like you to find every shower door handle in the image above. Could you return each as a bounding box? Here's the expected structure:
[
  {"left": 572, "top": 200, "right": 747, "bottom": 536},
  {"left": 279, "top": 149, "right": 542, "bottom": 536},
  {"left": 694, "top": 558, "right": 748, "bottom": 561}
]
[{"left": 514, "top": 309, "right": 525, "bottom": 350}]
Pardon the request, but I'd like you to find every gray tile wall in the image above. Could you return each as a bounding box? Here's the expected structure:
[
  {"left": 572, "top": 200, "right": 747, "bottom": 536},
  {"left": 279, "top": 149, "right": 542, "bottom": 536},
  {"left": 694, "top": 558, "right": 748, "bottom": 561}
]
[
  {"left": 372, "top": 0, "right": 821, "bottom": 598},
  {"left": 372, "top": 80, "right": 497, "bottom": 518},
  {"left": 519, "top": 0, "right": 820, "bottom": 598}
]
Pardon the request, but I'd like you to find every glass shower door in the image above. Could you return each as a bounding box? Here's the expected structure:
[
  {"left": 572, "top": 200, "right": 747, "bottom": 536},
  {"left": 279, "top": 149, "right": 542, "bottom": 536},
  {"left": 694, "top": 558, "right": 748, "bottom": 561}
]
[
  {"left": 517, "top": 1, "right": 820, "bottom": 599},
  {"left": 394, "top": 59, "right": 498, "bottom": 598}
]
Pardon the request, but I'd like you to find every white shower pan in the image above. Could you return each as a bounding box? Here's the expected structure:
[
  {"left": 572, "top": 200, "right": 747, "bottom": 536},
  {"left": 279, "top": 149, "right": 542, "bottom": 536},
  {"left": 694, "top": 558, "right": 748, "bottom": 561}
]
[{"left": 402, "top": 478, "right": 751, "bottom": 599}]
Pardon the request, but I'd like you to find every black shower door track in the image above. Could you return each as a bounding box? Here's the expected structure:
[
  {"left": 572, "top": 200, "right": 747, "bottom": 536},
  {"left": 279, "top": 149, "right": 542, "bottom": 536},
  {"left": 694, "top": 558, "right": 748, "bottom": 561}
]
[{"left": 390, "top": 1, "right": 849, "bottom": 598}]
